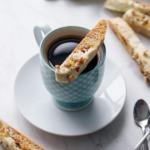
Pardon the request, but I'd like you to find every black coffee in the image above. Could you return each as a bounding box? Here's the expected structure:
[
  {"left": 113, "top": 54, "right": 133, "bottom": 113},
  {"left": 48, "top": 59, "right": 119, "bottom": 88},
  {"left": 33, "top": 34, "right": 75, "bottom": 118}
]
[{"left": 47, "top": 37, "right": 98, "bottom": 73}]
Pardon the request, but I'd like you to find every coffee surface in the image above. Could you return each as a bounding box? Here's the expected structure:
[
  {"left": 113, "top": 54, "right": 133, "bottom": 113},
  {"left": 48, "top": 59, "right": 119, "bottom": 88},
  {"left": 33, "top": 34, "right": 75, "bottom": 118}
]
[{"left": 47, "top": 38, "right": 98, "bottom": 73}]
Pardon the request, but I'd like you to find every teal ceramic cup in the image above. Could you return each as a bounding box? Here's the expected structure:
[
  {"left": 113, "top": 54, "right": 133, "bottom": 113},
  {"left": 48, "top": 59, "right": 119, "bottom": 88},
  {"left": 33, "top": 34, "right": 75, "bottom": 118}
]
[{"left": 34, "top": 24, "right": 106, "bottom": 111}]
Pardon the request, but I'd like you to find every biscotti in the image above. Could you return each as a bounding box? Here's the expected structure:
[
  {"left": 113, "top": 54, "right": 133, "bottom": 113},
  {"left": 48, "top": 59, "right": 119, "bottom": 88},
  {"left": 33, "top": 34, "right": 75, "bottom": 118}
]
[
  {"left": 109, "top": 17, "right": 150, "bottom": 83},
  {"left": 104, "top": 0, "right": 134, "bottom": 13},
  {"left": 134, "top": 2, "right": 150, "bottom": 16},
  {"left": 104, "top": 0, "right": 150, "bottom": 16},
  {"left": 0, "top": 120, "right": 44, "bottom": 150},
  {"left": 55, "top": 20, "right": 107, "bottom": 83},
  {"left": 123, "top": 9, "right": 150, "bottom": 38}
]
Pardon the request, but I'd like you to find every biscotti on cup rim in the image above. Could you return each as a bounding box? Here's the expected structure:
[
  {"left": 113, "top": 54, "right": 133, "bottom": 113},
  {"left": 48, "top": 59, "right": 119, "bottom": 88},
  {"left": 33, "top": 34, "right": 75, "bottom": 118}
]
[{"left": 55, "top": 20, "right": 107, "bottom": 83}]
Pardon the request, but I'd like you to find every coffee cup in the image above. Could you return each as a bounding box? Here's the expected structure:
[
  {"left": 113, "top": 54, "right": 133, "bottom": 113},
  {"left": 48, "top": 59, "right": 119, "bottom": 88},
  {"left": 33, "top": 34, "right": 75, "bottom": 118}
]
[{"left": 34, "top": 24, "right": 106, "bottom": 111}]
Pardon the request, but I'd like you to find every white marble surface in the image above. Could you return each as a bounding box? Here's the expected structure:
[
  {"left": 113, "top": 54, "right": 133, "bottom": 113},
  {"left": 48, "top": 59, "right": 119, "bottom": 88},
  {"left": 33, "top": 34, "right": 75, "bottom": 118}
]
[{"left": 0, "top": 0, "right": 150, "bottom": 149}]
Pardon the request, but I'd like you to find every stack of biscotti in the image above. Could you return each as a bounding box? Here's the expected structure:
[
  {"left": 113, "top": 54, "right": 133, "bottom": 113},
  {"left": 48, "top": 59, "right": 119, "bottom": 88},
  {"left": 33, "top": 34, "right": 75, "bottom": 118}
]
[
  {"left": 0, "top": 119, "right": 44, "bottom": 150},
  {"left": 104, "top": 0, "right": 150, "bottom": 83},
  {"left": 55, "top": 20, "right": 107, "bottom": 83},
  {"left": 109, "top": 17, "right": 150, "bottom": 83},
  {"left": 104, "top": 0, "right": 150, "bottom": 38}
]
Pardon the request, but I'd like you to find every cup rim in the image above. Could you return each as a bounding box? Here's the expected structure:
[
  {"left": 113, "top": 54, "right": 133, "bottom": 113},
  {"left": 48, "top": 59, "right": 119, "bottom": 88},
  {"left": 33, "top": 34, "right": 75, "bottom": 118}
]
[{"left": 40, "top": 26, "right": 106, "bottom": 76}]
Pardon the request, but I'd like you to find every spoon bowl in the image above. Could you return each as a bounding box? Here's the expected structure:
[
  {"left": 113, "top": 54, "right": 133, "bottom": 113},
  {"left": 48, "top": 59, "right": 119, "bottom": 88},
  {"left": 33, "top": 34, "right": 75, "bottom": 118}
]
[
  {"left": 134, "top": 99, "right": 150, "bottom": 131},
  {"left": 134, "top": 99, "right": 150, "bottom": 150}
]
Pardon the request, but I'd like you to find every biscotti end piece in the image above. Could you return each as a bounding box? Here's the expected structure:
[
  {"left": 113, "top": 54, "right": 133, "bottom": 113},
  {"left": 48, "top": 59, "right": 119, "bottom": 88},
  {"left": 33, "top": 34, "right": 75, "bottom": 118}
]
[
  {"left": 109, "top": 17, "right": 150, "bottom": 84},
  {"left": 123, "top": 9, "right": 150, "bottom": 38},
  {"left": 104, "top": 0, "right": 150, "bottom": 16},
  {"left": 134, "top": 2, "right": 150, "bottom": 16},
  {"left": 0, "top": 120, "right": 44, "bottom": 150},
  {"left": 55, "top": 20, "right": 107, "bottom": 83},
  {"left": 104, "top": 0, "right": 134, "bottom": 12}
]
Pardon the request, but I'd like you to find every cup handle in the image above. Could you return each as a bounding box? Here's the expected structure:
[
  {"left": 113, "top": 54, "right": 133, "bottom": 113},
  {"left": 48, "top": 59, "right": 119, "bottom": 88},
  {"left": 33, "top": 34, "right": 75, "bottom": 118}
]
[{"left": 34, "top": 23, "right": 52, "bottom": 47}]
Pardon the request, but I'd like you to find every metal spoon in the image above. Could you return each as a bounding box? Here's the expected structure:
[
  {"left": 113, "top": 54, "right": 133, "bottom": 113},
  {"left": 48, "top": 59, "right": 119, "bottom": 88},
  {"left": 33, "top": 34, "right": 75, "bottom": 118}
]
[
  {"left": 134, "top": 99, "right": 150, "bottom": 150},
  {"left": 135, "top": 118, "right": 150, "bottom": 150}
]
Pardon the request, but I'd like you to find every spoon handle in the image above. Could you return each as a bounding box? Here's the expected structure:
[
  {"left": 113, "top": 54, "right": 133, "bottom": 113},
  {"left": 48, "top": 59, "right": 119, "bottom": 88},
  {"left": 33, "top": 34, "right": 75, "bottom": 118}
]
[
  {"left": 143, "top": 142, "right": 149, "bottom": 150},
  {"left": 143, "top": 128, "right": 149, "bottom": 150},
  {"left": 135, "top": 129, "right": 150, "bottom": 150}
]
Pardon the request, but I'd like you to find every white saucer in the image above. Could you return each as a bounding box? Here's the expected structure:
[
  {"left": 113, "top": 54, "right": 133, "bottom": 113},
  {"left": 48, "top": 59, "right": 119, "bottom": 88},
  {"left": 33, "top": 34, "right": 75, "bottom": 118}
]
[{"left": 14, "top": 54, "right": 126, "bottom": 136}]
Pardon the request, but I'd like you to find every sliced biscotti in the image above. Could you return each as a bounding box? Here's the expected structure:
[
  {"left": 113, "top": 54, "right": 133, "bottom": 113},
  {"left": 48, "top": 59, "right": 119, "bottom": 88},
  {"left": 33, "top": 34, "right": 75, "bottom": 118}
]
[
  {"left": 109, "top": 17, "right": 150, "bottom": 83},
  {"left": 123, "top": 9, "right": 150, "bottom": 38},
  {"left": 0, "top": 120, "right": 44, "bottom": 150},
  {"left": 104, "top": 0, "right": 134, "bottom": 13},
  {"left": 104, "top": 0, "right": 150, "bottom": 16},
  {"left": 134, "top": 2, "right": 150, "bottom": 16},
  {"left": 55, "top": 20, "right": 107, "bottom": 83}
]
